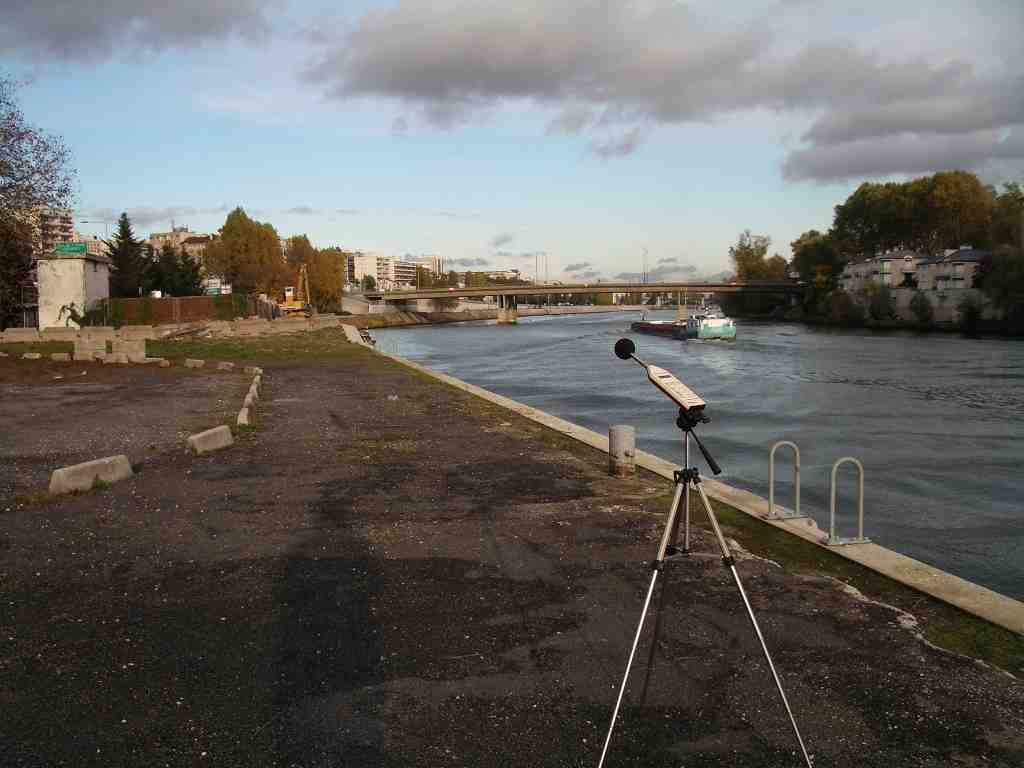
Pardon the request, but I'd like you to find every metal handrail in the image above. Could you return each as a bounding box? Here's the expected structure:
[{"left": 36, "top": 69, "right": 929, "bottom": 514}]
[
  {"left": 767, "top": 441, "right": 804, "bottom": 520},
  {"left": 827, "top": 457, "right": 870, "bottom": 545}
]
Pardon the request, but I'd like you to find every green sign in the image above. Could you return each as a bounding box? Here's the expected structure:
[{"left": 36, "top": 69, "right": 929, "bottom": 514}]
[{"left": 54, "top": 243, "right": 87, "bottom": 254}]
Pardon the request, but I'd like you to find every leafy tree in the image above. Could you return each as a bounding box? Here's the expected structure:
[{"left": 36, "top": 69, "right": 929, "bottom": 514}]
[
  {"left": 147, "top": 244, "right": 203, "bottom": 296},
  {"left": 285, "top": 234, "right": 316, "bottom": 268},
  {"left": 992, "top": 182, "right": 1023, "bottom": 249},
  {"left": 204, "top": 207, "right": 288, "bottom": 294},
  {"left": 977, "top": 246, "right": 1024, "bottom": 322},
  {"left": 909, "top": 291, "right": 934, "bottom": 325},
  {"left": 361, "top": 274, "right": 377, "bottom": 291},
  {"left": 0, "top": 214, "right": 33, "bottom": 329},
  {"left": 728, "top": 230, "right": 788, "bottom": 280},
  {"left": 106, "top": 212, "right": 149, "bottom": 297},
  {"left": 790, "top": 230, "right": 843, "bottom": 286},
  {"left": 304, "top": 248, "right": 345, "bottom": 311}
]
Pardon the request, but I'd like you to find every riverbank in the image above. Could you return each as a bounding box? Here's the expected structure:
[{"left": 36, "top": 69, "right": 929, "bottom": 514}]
[
  {"left": 349, "top": 304, "right": 646, "bottom": 329},
  {"left": 2, "top": 328, "right": 1022, "bottom": 766}
]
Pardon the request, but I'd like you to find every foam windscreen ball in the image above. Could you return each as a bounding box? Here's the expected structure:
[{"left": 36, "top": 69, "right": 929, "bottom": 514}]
[{"left": 614, "top": 338, "right": 636, "bottom": 360}]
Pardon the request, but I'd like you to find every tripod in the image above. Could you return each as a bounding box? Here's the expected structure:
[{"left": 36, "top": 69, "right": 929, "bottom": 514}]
[{"left": 596, "top": 408, "right": 813, "bottom": 768}]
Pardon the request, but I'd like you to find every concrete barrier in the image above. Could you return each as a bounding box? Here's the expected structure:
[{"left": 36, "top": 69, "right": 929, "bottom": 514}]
[
  {"left": 237, "top": 406, "right": 253, "bottom": 427},
  {"left": 51, "top": 352, "right": 70, "bottom": 362},
  {"left": 72, "top": 352, "right": 94, "bottom": 362},
  {"left": 186, "top": 425, "right": 234, "bottom": 455},
  {"left": 40, "top": 327, "right": 79, "bottom": 342},
  {"left": 243, "top": 392, "right": 255, "bottom": 409},
  {"left": 216, "top": 361, "right": 235, "bottom": 371},
  {"left": 184, "top": 359, "right": 205, "bottom": 369},
  {"left": 118, "top": 325, "right": 156, "bottom": 340},
  {"left": 2, "top": 328, "right": 41, "bottom": 343},
  {"left": 22, "top": 352, "right": 41, "bottom": 360},
  {"left": 49, "top": 455, "right": 133, "bottom": 495}
]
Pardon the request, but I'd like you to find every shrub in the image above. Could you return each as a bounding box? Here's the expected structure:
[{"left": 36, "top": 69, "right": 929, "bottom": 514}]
[{"left": 909, "top": 291, "right": 934, "bottom": 325}]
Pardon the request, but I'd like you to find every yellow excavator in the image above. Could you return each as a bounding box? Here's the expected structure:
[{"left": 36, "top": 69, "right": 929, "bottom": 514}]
[{"left": 280, "top": 264, "right": 313, "bottom": 316}]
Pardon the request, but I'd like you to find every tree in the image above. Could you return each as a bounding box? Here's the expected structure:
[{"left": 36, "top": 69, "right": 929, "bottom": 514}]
[
  {"left": 177, "top": 248, "right": 203, "bottom": 296},
  {"left": 146, "top": 244, "right": 203, "bottom": 297},
  {"left": 790, "top": 230, "right": 843, "bottom": 286},
  {"left": 992, "top": 182, "right": 1024, "bottom": 249},
  {"left": 305, "top": 248, "right": 345, "bottom": 311},
  {"left": 1, "top": 74, "right": 76, "bottom": 326},
  {"left": 909, "top": 291, "right": 934, "bottom": 325},
  {"left": 361, "top": 274, "right": 377, "bottom": 291},
  {"left": 204, "top": 207, "right": 289, "bottom": 294},
  {"left": 0, "top": 214, "right": 33, "bottom": 329},
  {"left": 1, "top": 75, "right": 75, "bottom": 226},
  {"left": 285, "top": 234, "right": 316, "bottom": 268},
  {"left": 977, "top": 246, "right": 1024, "bottom": 321},
  {"left": 729, "top": 230, "right": 787, "bottom": 280},
  {"left": 106, "top": 212, "right": 149, "bottom": 297},
  {"left": 958, "top": 293, "right": 983, "bottom": 336}
]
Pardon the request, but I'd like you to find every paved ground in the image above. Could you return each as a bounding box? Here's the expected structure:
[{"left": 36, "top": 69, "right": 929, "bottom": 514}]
[
  {"left": 1, "top": 343, "right": 1021, "bottom": 767},
  {"left": 0, "top": 359, "right": 250, "bottom": 499}
]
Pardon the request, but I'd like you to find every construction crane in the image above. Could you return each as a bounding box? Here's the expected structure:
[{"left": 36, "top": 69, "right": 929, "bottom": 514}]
[{"left": 280, "top": 264, "right": 313, "bottom": 316}]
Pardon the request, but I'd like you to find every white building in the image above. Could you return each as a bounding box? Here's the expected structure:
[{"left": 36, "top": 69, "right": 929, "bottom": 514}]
[{"left": 35, "top": 243, "right": 111, "bottom": 329}]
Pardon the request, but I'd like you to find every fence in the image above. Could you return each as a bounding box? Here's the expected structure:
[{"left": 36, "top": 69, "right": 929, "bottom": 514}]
[{"left": 100, "top": 295, "right": 254, "bottom": 326}]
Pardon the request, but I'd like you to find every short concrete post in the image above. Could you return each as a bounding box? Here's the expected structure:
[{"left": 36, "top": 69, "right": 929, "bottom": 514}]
[{"left": 609, "top": 425, "right": 636, "bottom": 477}]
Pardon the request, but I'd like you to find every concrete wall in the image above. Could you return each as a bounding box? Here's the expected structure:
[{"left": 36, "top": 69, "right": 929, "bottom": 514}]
[{"left": 37, "top": 256, "right": 110, "bottom": 329}]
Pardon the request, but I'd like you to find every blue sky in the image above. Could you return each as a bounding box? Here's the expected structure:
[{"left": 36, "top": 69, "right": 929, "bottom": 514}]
[{"left": 3, "top": 0, "right": 1021, "bottom": 280}]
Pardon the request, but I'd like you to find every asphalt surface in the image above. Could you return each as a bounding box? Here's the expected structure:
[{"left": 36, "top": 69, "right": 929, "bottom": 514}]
[{"left": 1, "top": 349, "right": 1021, "bottom": 767}]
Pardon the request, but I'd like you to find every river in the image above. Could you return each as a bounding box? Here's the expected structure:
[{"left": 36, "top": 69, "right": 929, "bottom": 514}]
[{"left": 373, "top": 311, "right": 1024, "bottom": 600}]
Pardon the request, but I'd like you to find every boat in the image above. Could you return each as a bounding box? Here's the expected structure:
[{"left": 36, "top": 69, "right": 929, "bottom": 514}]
[
  {"left": 630, "top": 307, "right": 737, "bottom": 341},
  {"left": 629, "top": 319, "right": 681, "bottom": 337},
  {"left": 680, "top": 308, "right": 737, "bottom": 340}
]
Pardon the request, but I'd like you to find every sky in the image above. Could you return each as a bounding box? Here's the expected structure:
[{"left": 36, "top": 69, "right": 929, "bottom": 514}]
[{"left": 2, "top": 0, "right": 1022, "bottom": 281}]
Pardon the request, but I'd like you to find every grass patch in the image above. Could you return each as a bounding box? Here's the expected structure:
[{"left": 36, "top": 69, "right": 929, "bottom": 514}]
[
  {"left": 653, "top": 487, "right": 1024, "bottom": 677},
  {"left": 0, "top": 341, "right": 74, "bottom": 356},
  {"left": 148, "top": 328, "right": 367, "bottom": 363},
  {"left": 11, "top": 491, "right": 53, "bottom": 508}
]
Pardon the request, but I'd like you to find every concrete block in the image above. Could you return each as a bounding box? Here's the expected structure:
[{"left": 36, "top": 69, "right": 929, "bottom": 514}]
[
  {"left": 73, "top": 352, "right": 95, "bottom": 362},
  {"left": 22, "top": 352, "right": 42, "bottom": 360},
  {"left": 243, "top": 392, "right": 255, "bottom": 409},
  {"left": 50, "top": 352, "right": 71, "bottom": 362},
  {"left": 138, "top": 357, "right": 165, "bottom": 365},
  {"left": 159, "top": 359, "right": 172, "bottom": 368},
  {"left": 104, "top": 352, "right": 129, "bottom": 364},
  {"left": 216, "top": 361, "right": 235, "bottom": 371},
  {"left": 187, "top": 425, "right": 234, "bottom": 455},
  {"left": 114, "top": 339, "right": 147, "bottom": 362},
  {"left": 248, "top": 383, "right": 259, "bottom": 402},
  {"left": 237, "top": 406, "right": 253, "bottom": 427},
  {"left": 0, "top": 351, "right": 7, "bottom": 357},
  {"left": 243, "top": 366, "right": 263, "bottom": 375},
  {"left": 118, "top": 325, "right": 156, "bottom": 340},
  {"left": 49, "top": 455, "right": 133, "bottom": 495},
  {"left": 40, "top": 327, "right": 79, "bottom": 342},
  {"left": 3, "top": 328, "right": 41, "bottom": 343},
  {"left": 184, "top": 358, "right": 205, "bottom": 369}
]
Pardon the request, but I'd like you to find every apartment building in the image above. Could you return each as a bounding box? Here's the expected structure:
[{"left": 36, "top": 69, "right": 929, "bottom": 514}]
[
  {"left": 18, "top": 207, "right": 75, "bottom": 258},
  {"left": 148, "top": 226, "right": 211, "bottom": 257},
  {"left": 839, "top": 247, "right": 988, "bottom": 294}
]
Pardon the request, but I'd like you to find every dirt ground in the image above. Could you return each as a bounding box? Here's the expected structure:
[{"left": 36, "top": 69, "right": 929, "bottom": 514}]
[
  {"left": 0, "top": 359, "right": 250, "bottom": 500},
  {"left": 0, "top": 341, "right": 1021, "bottom": 767}
]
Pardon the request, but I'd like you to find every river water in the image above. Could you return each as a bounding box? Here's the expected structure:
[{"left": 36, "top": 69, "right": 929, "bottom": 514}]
[{"left": 374, "top": 311, "right": 1024, "bottom": 600}]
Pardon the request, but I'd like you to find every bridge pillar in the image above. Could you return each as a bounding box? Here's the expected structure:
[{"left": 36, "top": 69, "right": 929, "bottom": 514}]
[{"left": 497, "top": 294, "right": 518, "bottom": 324}]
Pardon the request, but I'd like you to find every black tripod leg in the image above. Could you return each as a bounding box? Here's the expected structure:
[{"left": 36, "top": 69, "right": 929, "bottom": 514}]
[
  {"left": 596, "top": 481, "right": 685, "bottom": 768},
  {"left": 637, "top": 548, "right": 671, "bottom": 706},
  {"left": 692, "top": 480, "right": 814, "bottom": 768}
]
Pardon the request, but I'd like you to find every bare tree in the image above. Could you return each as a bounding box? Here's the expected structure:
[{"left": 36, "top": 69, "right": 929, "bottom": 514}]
[
  {"left": 1, "top": 74, "right": 76, "bottom": 220},
  {"left": 0, "top": 74, "right": 76, "bottom": 327}
]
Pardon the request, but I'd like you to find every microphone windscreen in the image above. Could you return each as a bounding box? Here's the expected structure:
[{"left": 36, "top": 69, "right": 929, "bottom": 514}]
[{"left": 614, "top": 338, "right": 635, "bottom": 360}]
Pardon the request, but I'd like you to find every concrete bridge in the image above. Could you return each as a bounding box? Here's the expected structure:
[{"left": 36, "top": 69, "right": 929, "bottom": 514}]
[{"left": 364, "top": 280, "right": 801, "bottom": 323}]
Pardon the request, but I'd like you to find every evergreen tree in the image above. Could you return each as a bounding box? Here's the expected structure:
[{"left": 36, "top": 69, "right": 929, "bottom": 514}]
[
  {"left": 106, "top": 212, "right": 148, "bottom": 297},
  {"left": 177, "top": 247, "right": 204, "bottom": 296},
  {"left": 0, "top": 215, "right": 34, "bottom": 330}
]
